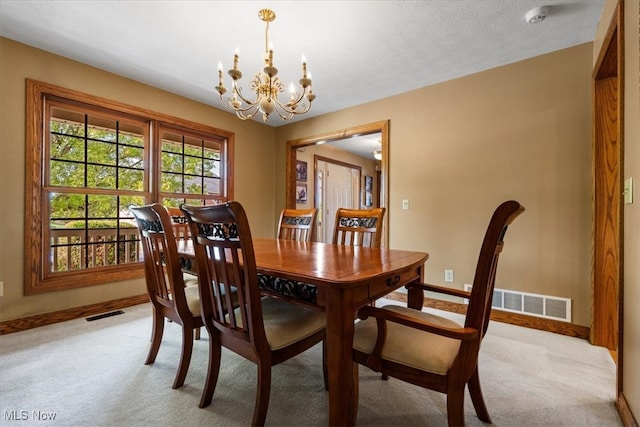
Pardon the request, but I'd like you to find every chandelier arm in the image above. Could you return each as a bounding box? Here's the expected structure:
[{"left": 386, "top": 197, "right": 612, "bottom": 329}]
[
  {"left": 272, "top": 90, "right": 312, "bottom": 115},
  {"left": 232, "top": 81, "right": 262, "bottom": 107},
  {"left": 218, "top": 92, "right": 260, "bottom": 117}
]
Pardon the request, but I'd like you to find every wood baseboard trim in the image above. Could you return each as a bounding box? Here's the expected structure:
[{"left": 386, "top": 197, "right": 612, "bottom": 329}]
[
  {"left": 618, "top": 392, "right": 639, "bottom": 427},
  {"left": 0, "top": 294, "right": 149, "bottom": 335},
  {"left": 385, "top": 292, "right": 590, "bottom": 339}
]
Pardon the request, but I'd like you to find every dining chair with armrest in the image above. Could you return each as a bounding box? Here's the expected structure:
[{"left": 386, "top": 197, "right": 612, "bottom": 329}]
[
  {"left": 333, "top": 207, "right": 386, "bottom": 248},
  {"left": 129, "top": 203, "right": 203, "bottom": 389},
  {"left": 180, "top": 202, "right": 327, "bottom": 426},
  {"left": 352, "top": 200, "right": 524, "bottom": 426}
]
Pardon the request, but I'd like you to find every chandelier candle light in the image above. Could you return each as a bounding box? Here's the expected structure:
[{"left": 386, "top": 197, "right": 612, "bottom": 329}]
[{"left": 215, "top": 9, "right": 316, "bottom": 122}]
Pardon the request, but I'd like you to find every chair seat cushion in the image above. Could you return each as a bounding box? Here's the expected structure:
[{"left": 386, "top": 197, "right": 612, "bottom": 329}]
[
  {"left": 184, "top": 284, "right": 201, "bottom": 317},
  {"left": 353, "top": 305, "right": 461, "bottom": 375},
  {"left": 182, "top": 272, "right": 198, "bottom": 287},
  {"left": 235, "top": 297, "right": 325, "bottom": 351}
]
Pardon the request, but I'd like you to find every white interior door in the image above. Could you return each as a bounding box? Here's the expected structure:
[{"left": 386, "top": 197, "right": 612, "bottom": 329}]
[{"left": 317, "top": 160, "right": 360, "bottom": 243}]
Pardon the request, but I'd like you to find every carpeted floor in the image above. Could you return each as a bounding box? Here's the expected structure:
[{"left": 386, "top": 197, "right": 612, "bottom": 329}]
[{"left": 0, "top": 300, "right": 621, "bottom": 426}]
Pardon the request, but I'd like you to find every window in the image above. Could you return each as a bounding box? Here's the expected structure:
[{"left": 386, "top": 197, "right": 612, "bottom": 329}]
[
  {"left": 158, "top": 125, "right": 229, "bottom": 207},
  {"left": 25, "top": 80, "right": 234, "bottom": 294}
]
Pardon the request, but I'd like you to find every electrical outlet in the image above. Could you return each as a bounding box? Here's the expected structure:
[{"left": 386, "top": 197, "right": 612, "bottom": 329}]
[{"left": 444, "top": 270, "right": 454, "bottom": 283}]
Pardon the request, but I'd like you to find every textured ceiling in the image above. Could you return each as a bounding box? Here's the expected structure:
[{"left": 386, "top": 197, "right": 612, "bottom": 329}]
[{"left": 0, "top": 1, "right": 606, "bottom": 156}]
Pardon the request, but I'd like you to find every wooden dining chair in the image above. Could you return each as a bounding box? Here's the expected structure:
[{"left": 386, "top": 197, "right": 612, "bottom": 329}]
[
  {"left": 333, "top": 207, "right": 386, "bottom": 248},
  {"left": 129, "top": 203, "right": 203, "bottom": 389},
  {"left": 166, "top": 206, "right": 191, "bottom": 241},
  {"left": 277, "top": 208, "right": 317, "bottom": 242},
  {"left": 352, "top": 200, "right": 524, "bottom": 426},
  {"left": 257, "top": 208, "right": 320, "bottom": 307},
  {"left": 180, "top": 202, "right": 327, "bottom": 426}
]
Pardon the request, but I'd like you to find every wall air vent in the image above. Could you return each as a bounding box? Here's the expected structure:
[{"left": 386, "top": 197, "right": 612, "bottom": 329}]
[{"left": 464, "top": 284, "right": 571, "bottom": 322}]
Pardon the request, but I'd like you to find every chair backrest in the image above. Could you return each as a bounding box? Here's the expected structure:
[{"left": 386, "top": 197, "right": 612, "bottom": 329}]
[
  {"left": 130, "top": 204, "right": 192, "bottom": 318},
  {"left": 332, "top": 207, "right": 386, "bottom": 248},
  {"left": 167, "top": 206, "right": 190, "bottom": 241},
  {"left": 465, "top": 200, "right": 525, "bottom": 336},
  {"left": 180, "top": 202, "right": 269, "bottom": 351},
  {"left": 277, "top": 208, "right": 317, "bottom": 242}
]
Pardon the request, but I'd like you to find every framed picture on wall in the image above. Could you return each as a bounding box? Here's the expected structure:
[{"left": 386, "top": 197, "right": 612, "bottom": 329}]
[
  {"left": 296, "top": 160, "right": 308, "bottom": 182},
  {"left": 296, "top": 183, "right": 307, "bottom": 203},
  {"left": 364, "top": 175, "right": 373, "bottom": 192},
  {"left": 365, "top": 191, "right": 373, "bottom": 207}
]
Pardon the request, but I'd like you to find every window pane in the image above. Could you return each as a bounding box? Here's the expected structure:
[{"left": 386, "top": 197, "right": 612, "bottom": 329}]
[
  {"left": 204, "top": 177, "right": 221, "bottom": 194},
  {"left": 162, "top": 172, "right": 184, "bottom": 193},
  {"left": 50, "top": 159, "right": 86, "bottom": 187},
  {"left": 87, "top": 116, "right": 117, "bottom": 142},
  {"left": 50, "top": 192, "right": 86, "bottom": 222},
  {"left": 51, "top": 134, "right": 85, "bottom": 162},
  {"left": 203, "top": 158, "right": 219, "bottom": 177},
  {"left": 118, "top": 145, "right": 144, "bottom": 168},
  {"left": 121, "top": 195, "right": 147, "bottom": 212},
  {"left": 183, "top": 176, "right": 203, "bottom": 194},
  {"left": 119, "top": 168, "right": 144, "bottom": 190},
  {"left": 162, "top": 151, "right": 183, "bottom": 173},
  {"left": 120, "top": 132, "right": 144, "bottom": 147},
  {"left": 162, "top": 132, "right": 182, "bottom": 150},
  {"left": 184, "top": 155, "right": 201, "bottom": 175},
  {"left": 183, "top": 138, "right": 202, "bottom": 156},
  {"left": 87, "top": 164, "right": 117, "bottom": 189},
  {"left": 50, "top": 111, "right": 85, "bottom": 137},
  {"left": 87, "top": 140, "right": 117, "bottom": 166},
  {"left": 87, "top": 194, "right": 118, "bottom": 220}
]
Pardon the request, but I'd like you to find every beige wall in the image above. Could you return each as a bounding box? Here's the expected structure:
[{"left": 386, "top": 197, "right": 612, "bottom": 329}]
[
  {"left": 276, "top": 43, "right": 594, "bottom": 326},
  {"left": 0, "top": 37, "right": 277, "bottom": 321},
  {"left": 594, "top": 0, "right": 640, "bottom": 421}
]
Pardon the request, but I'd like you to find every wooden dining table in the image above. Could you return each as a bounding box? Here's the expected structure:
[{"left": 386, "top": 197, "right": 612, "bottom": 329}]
[{"left": 178, "top": 237, "right": 428, "bottom": 426}]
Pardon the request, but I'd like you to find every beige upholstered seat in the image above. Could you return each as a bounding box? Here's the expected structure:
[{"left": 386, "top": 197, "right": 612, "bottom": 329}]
[
  {"left": 130, "top": 203, "right": 204, "bottom": 390},
  {"left": 353, "top": 200, "right": 524, "bottom": 427},
  {"left": 181, "top": 201, "right": 327, "bottom": 426},
  {"left": 354, "top": 305, "right": 461, "bottom": 374}
]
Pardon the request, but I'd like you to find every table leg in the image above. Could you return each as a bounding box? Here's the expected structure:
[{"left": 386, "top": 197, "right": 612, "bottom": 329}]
[
  {"left": 325, "top": 287, "right": 357, "bottom": 426},
  {"left": 407, "top": 266, "right": 426, "bottom": 310}
]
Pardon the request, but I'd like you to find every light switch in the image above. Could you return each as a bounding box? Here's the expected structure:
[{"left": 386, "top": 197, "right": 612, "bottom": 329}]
[
  {"left": 624, "top": 177, "right": 633, "bottom": 204},
  {"left": 402, "top": 199, "right": 410, "bottom": 210}
]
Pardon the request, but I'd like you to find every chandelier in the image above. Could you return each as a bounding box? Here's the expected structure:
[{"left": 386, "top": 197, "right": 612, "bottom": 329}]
[{"left": 215, "top": 9, "right": 316, "bottom": 122}]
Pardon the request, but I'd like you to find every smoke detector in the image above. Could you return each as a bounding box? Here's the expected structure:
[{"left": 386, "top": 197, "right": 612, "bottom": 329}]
[{"left": 525, "top": 6, "right": 549, "bottom": 24}]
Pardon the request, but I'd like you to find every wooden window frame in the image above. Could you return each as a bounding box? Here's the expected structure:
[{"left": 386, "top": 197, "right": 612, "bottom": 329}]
[{"left": 25, "top": 79, "right": 234, "bottom": 294}]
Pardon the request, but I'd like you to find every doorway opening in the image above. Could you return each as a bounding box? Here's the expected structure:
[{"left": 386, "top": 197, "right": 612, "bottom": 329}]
[{"left": 285, "top": 120, "right": 389, "bottom": 246}]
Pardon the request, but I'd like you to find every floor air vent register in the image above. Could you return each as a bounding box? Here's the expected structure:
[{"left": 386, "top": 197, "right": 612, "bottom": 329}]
[{"left": 464, "top": 284, "right": 571, "bottom": 322}]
